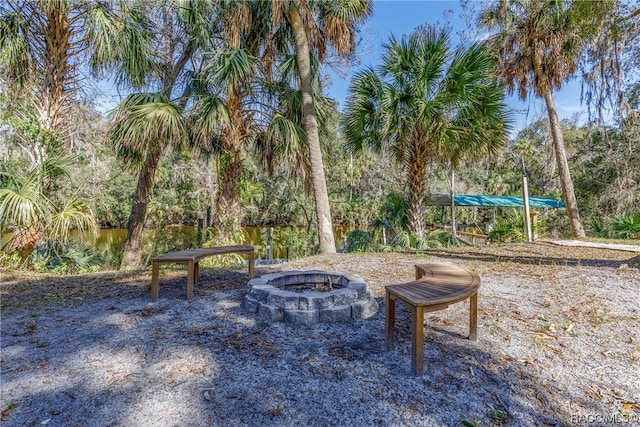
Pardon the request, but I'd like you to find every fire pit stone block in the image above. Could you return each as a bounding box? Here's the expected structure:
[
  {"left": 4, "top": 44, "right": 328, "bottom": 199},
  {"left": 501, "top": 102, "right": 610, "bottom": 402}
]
[{"left": 245, "top": 270, "right": 378, "bottom": 324}]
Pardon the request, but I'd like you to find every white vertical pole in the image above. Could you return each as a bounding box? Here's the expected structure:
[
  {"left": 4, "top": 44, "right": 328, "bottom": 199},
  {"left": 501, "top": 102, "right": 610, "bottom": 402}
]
[
  {"left": 522, "top": 176, "right": 532, "bottom": 242},
  {"left": 269, "top": 227, "right": 274, "bottom": 262},
  {"left": 450, "top": 168, "right": 457, "bottom": 237}
]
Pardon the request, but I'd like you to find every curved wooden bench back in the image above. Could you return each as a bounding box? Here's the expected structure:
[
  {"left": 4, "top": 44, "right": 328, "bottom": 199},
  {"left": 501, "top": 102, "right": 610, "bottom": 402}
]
[
  {"left": 385, "top": 262, "right": 481, "bottom": 375},
  {"left": 413, "top": 262, "right": 480, "bottom": 307}
]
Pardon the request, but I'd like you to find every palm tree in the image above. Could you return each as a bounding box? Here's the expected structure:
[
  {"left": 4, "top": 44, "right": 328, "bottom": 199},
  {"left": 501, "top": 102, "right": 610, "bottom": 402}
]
[
  {"left": 108, "top": 92, "right": 188, "bottom": 269},
  {"left": 109, "top": 1, "right": 216, "bottom": 270},
  {"left": 479, "top": 0, "right": 611, "bottom": 238},
  {"left": 0, "top": 0, "right": 151, "bottom": 156},
  {"left": 267, "top": 0, "right": 372, "bottom": 254},
  {"left": 190, "top": 1, "right": 283, "bottom": 240},
  {"left": 0, "top": 154, "right": 97, "bottom": 260},
  {"left": 344, "top": 28, "right": 510, "bottom": 237}
]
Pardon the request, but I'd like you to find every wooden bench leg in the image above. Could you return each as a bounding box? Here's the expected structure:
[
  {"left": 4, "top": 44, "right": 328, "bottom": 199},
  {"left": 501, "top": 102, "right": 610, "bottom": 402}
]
[
  {"left": 411, "top": 306, "right": 425, "bottom": 376},
  {"left": 385, "top": 290, "right": 395, "bottom": 350},
  {"left": 194, "top": 261, "right": 200, "bottom": 285},
  {"left": 151, "top": 261, "right": 160, "bottom": 302},
  {"left": 248, "top": 251, "right": 255, "bottom": 279},
  {"left": 187, "top": 260, "right": 195, "bottom": 300},
  {"left": 469, "top": 292, "right": 478, "bottom": 341}
]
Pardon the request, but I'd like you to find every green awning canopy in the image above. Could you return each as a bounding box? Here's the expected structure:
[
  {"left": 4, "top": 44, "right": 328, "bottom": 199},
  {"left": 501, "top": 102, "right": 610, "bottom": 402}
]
[{"left": 428, "top": 194, "right": 565, "bottom": 208}]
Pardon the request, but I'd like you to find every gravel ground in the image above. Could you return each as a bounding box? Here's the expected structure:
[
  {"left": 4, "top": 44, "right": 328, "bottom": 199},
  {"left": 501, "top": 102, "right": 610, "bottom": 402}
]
[{"left": 1, "top": 243, "right": 639, "bottom": 426}]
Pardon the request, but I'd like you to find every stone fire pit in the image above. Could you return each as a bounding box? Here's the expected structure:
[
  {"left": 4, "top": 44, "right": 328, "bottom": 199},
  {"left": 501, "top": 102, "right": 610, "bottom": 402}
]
[{"left": 243, "top": 270, "right": 379, "bottom": 324}]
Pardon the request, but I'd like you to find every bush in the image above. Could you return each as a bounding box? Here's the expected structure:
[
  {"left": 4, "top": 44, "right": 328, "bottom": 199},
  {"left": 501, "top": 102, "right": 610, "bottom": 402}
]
[
  {"left": 427, "top": 230, "right": 458, "bottom": 247},
  {"left": 611, "top": 212, "right": 640, "bottom": 239},
  {"left": 588, "top": 216, "right": 610, "bottom": 238},
  {"left": 276, "top": 227, "right": 317, "bottom": 259},
  {"left": 345, "top": 230, "right": 378, "bottom": 252},
  {"left": 31, "top": 240, "right": 102, "bottom": 274},
  {"left": 489, "top": 212, "right": 525, "bottom": 243}
]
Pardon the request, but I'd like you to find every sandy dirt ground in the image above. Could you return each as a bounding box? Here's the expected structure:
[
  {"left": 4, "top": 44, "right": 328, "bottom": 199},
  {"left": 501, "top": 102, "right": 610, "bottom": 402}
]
[{"left": 1, "top": 242, "right": 639, "bottom": 426}]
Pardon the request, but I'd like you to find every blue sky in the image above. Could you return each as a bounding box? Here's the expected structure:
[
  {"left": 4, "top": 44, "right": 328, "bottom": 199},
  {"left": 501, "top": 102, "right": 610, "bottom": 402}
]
[
  {"left": 327, "top": 0, "right": 589, "bottom": 135},
  {"left": 95, "top": 1, "right": 590, "bottom": 134}
]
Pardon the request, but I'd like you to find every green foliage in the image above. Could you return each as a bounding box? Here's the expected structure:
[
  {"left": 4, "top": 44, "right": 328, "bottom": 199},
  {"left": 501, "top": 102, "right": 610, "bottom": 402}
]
[
  {"left": 392, "top": 230, "right": 458, "bottom": 250},
  {"left": 275, "top": 227, "right": 317, "bottom": 259},
  {"left": 348, "top": 228, "right": 458, "bottom": 252},
  {"left": 0, "top": 152, "right": 98, "bottom": 261},
  {"left": 1, "top": 251, "right": 24, "bottom": 269},
  {"left": 611, "top": 212, "right": 640, "bottom": 239},
  {"left": 345, "top": 230, "right": 377, "bottom": 253},
  {"left": 31, "top": 240, "right": 102, "bottom": 274},
  {"left": 488, "top": 211, "right": 525, "bottom": 243},
  {"left": 390, "top": 230, "right": 411, "bottom": 251},
  {"left": 199, "top": 225, "right": 248, "bottom": 268},
  {"left": 588, "top": 216, "right": 610, "bottom": 238},
  {"left": 427, "top": 230, "right": 458, "bottom": 247}
]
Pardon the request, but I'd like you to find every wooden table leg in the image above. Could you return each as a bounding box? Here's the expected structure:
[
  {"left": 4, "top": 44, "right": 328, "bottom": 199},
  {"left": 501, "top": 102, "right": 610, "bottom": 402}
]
[
  {"left": 411, "top": 306, "right": 425, "bottom": 375},
  {"left": 248, "top": 251, "right": 255, "bottom": 279},
  {"left": 187, "top": 260, "right": 195, "bottom": 300},
  {"left": 194, "top": 261, "right": 200, "bottom": 285},
  {"left": 469, "top": 292, "right": 478, "bottom": 341},
  {"left": 151, "top": 261, "right": 160, "bottom": 302},
  {"left": 385, "top": 291, "right": 396, "bottom": 350}
]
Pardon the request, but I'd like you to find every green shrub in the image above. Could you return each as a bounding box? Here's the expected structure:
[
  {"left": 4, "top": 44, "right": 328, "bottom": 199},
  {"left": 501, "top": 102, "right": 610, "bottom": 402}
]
[
  {"left": 589, "top": 216, "right": 610, "bottom": 238},
  {"left": 391, "top": 230, "right": 458, "bottom": 250},
  {"left": 276, "top": 227, "right": 317, "bottom": 259},
  {"left": 31, "top": 240, "right": 102, "bottom": 273},
  {"left": 611, "top": 212, "right": 640, "bottom": 239},
  {"left": 345, "top": 230, "right": 378, "bottom": 252},
  {"left": 427, "top": 230, "right": 458, "bottom": 247},
  {"left": 390, "top": 230, "right": 411, "bottom": 250},
  {"left": 489, "top": 212, "right": 525, "bottom": 243}
]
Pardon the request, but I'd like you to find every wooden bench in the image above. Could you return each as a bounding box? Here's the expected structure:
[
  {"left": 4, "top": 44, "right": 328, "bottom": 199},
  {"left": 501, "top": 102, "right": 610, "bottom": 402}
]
[
  {"left": 385, "top": 262, "right": 480, "bottom": 375},
  {"left": 150, "top": 245, "right": 255, "bottom": 301}
]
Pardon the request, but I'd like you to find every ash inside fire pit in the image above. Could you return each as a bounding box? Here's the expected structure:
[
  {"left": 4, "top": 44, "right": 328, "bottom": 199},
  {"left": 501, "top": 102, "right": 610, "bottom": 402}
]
[
  {"left": 284, "top": 283, "right": 334, "bottom": 292},
  {"left": 244, "top": 270, "right": 378, "bottom": 324}
]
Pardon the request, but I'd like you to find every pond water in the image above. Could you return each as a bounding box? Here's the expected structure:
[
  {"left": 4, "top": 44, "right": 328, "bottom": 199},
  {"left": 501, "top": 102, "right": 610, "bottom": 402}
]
[{"left": 2, "top": 226, "right": 352, "bottom": 261}]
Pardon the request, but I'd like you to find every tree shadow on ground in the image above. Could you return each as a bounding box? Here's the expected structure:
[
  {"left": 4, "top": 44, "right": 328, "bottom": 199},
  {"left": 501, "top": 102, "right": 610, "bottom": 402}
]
[
  {"left": 424, "top": 249, "right": 640, "bottom": 269},
  {"left": 1, "top": 272, "right": 591, "bottom": 427}
]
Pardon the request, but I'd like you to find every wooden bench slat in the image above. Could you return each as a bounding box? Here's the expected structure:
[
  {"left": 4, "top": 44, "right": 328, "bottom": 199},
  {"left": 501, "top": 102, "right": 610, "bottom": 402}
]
[
  {"left": 151, "top": 245, "right": 255, "bottom": 301},
  {"left": 385, "top": 262, "right": 480, "bottom": 376},
  {"left": 152, "top": 245, "right": 254, "bottom": 262}
]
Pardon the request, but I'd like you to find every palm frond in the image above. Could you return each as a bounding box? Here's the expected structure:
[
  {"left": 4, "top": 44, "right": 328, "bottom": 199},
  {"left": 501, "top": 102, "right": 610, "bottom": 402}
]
[
  {"left": 0, "top": 8, "right": 34, "bottom": 91},
  {"left": 189, "top": 94, "right": 231, "bottom": 153},
  {"left": 206, "top": 48, "right": 258, "bottom": 93},
  {"left": 0, "top": 173, "right": 51, "bottom": 230},
  {"left": 108, "top": 92, "right": 187, "bottom": 170},
  {"left": 47, "top": 197, "right": 98, "bottom": 244}
]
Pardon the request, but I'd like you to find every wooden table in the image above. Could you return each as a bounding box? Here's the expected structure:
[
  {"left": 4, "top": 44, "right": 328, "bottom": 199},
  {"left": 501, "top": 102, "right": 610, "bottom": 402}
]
[
  {"left": 151, "top": 245, "right": 255, "bottom": 301},
  {"left": 385, "top": 262, "right": 480, "bottom": 375}
]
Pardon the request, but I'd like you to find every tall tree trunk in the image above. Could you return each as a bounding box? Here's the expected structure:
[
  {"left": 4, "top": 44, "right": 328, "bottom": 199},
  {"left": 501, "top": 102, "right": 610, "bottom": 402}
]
[
  {"left": 542, "top": 90, "right": 586, "bottom": 238},
  {"left": 287, "top": 7, "right": 336, "bottom": 254},
  {"left": 407, "top": 156, "right": 427, "bottom": 238},
  {"left": 120, "top": 147, "right": 163, "bottom": 270},
  {"left": 213, "top": 149, "right": 244, "bottom": 237},
  {"left": 211, "top": 89, "right": 245, "bottom": 240},
  {"left": 37, "top": 1, "right": 73, "bottom": 146}
]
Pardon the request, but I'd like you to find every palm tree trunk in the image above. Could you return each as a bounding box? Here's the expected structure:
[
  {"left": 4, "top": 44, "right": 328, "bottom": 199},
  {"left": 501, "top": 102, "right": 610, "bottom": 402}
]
[
  {"left": 287, "top": 7, "right": 336, "bottom": 254},
  {"left": 542, "top": 90, "right": 586, "bottom": 238},
  {"left": 213, "top": 149, "right": 243, "bottom": 236},
  {"left": 120, "top": 147, "right": 163, "bottom": 270},
  {"left": 212, "top": 89, "right": 246, "bottom": 240},
  {"left": 37, "top": 1, "right": 73, "bottom": 145},
  {"left": 407, "top": 158, "right": 427, "bottom": 238}
]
